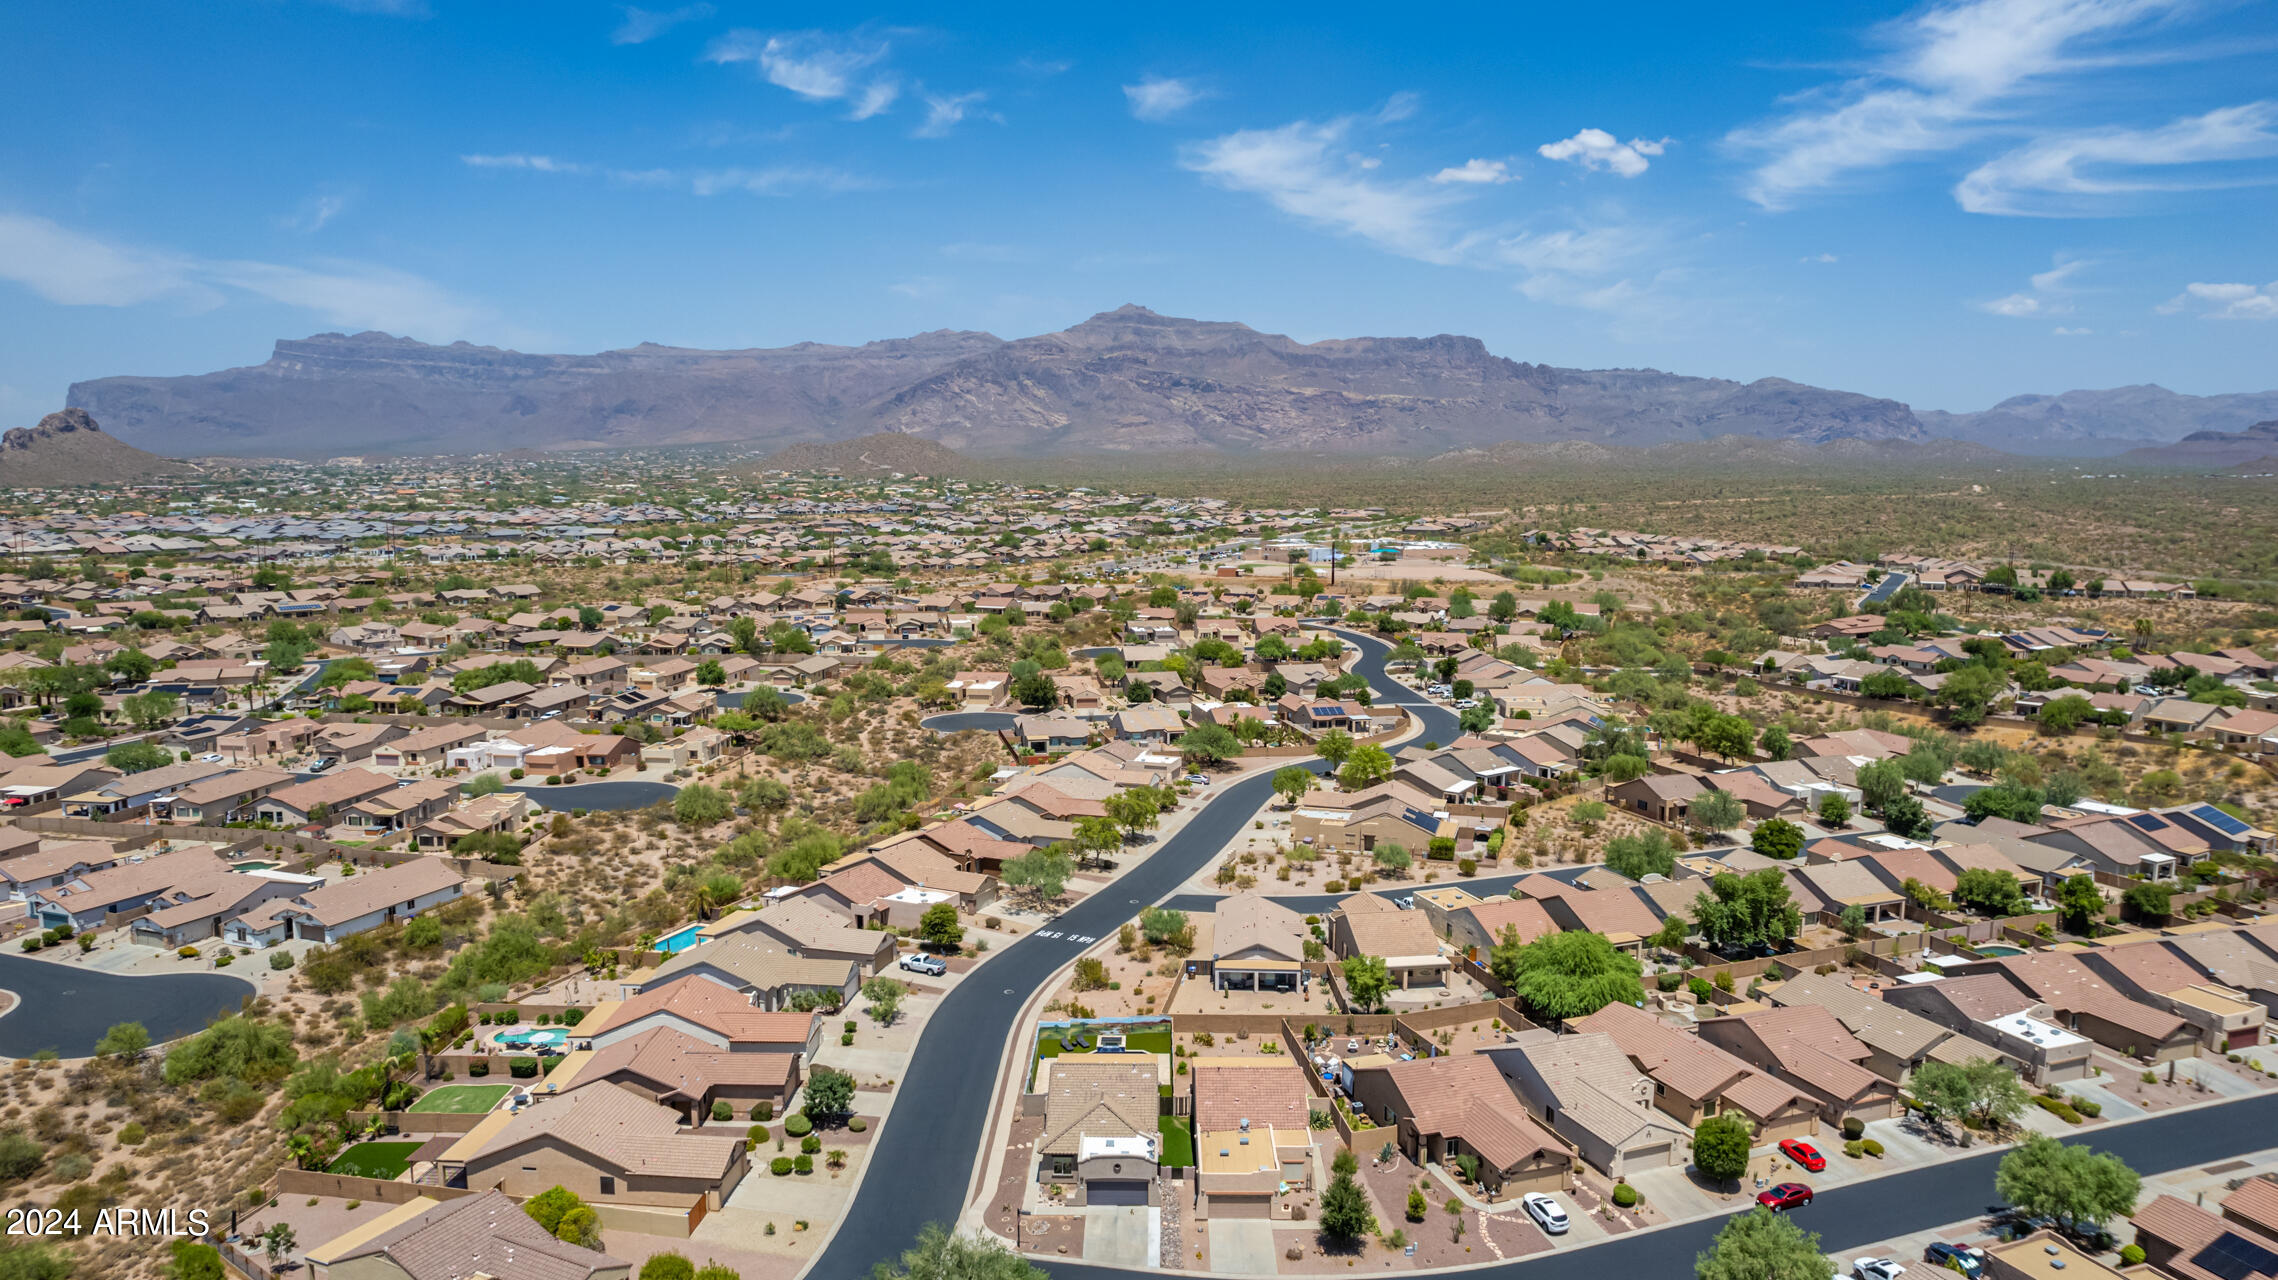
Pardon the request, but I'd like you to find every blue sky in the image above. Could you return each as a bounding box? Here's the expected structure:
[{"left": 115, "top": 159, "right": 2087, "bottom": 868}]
[{"left": 2, "top": 0, "right": 2274, "bottom": 423}]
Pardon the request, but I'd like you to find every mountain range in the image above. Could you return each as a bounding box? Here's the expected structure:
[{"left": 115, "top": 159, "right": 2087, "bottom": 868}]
[
  {"left": 2116, "top": 419, "right": 2278, "bottom": 469},
  {"left": 65, "top": 306, "right": 2274, "bottom": 461}
]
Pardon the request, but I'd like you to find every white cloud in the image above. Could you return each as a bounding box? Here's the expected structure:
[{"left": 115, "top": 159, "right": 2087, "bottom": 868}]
[
  {"left": 2053, "top": 325, "right": 2094, "bottom": 334},
  {"left": 1179, "top": 111, "right": 1666, "bottom": 325},
  {"left": 279, "top": 191, "right": 349, "bottom": 235},
  {"left": 313, "top": 0, "right": 429, "bottom": 15},
  {"left": 1976, "top": 252, "right": 2092, "bottom": 316},
  {"left": 462, "top": 153, "right": 588, "bottom": 174},
  {"left": 1727, "top": 0, "right": 2195, "bottom": 210},
  {"left": 611, "top": 4, "right": 712, "bottom": 45},
  {"left": 2156, "top": 281, "right": 2278, "bottom": 320},
  {"left": 1956, "top": 100, "right": 2278, "bottom": 215},
  {"left": 1537, "top": 129, "right": 1667, "bottom": 178},
  {"left": 1180, "top": 118, "right": 1467, "bottom": 264},
  {"left": 704, "top": 29, "right": 899, "bottom": 120},
  {"left": 1430, "top": 158, "right": 1515, "bottom": 185},
  {"left": 688, "top": 167, "right": 881, "bottom": 196},
  {"left": 1123, "top": 76, "right": 1203, "bottom": 122},
  {"left": 0, "top": 211, "right": 490, "bottom": 339},
  {"left": 916, "top": 91, "right": 994, "bottom": 139},
  {"left": 1802, "top": 252, "right": 1840, "bottom": 263},
  {"left": 1376, "top": 92, "right": 1420, "bottom": 123}
]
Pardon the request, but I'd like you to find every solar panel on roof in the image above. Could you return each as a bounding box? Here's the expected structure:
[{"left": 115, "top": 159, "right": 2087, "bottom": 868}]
[
  {"left": 2190, "top": 804, "right": 2252, "bottom": 837},
  {"left": 2128, "top": 813, "right": 2172, "bottom": 832},
  {"left": 2191, "top": 1232, "right": 2278, "bottom": 1280}
]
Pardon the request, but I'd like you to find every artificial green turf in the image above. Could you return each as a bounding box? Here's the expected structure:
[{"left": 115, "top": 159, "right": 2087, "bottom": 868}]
[
  {"left": 1156, "top": 1115, "right": 1194, "bottom": 1167},
  {"left": 325, "top": 1141, "right": 422, "bottom": 1179},
  {"left": 406, "top": 1084, "right": 512, "bottom": 1114}
]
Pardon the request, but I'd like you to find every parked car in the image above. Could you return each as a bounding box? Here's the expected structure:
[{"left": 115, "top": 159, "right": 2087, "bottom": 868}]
[
  {"left": 898, "top": 954, "right": 947, "bottom": 976},
  {"left": 1393, "top": 895, "right": 1415, "bottom": 910},
  {"left": 1779, "top": 1139, "right": 1827, "bottom": 1172},
  {"left": 308, "top": 757, "right": 337, "bottom": 773},
  {"left": 1184, "top": 773, "right": 1210, "bottom": 785},
  {"left": 1854, "top": 1259, "right": 1906, "bottom": 1280},
  {"left": 1924, "top": 1244, "right": 1986, "bottom": 1277},
  {"left": 197, "top": 753, "right": 223, "bottom": 763},
  {"left": 1758, "top": 1183, "right": 1814, "bottom": 1211},
  {"left": 1521, "top": 1193, "right": 1569, "bottom": 1235}
]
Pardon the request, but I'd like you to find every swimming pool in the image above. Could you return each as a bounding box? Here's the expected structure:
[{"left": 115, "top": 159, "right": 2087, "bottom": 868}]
[
  {"left": 655, "top": 925, "right": 706, "bottom": 954},
  {"left": 232, "top": 861, "right": 280, "bottom": 871},
  {"left": 495, "top": 1028, "right": 569, "bottom": 1050},
  {"left": 1975, "top": 944, "right": 2026, "bottom": 957}
]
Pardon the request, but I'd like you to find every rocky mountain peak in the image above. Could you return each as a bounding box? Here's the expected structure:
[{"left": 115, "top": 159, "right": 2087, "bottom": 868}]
[{"left": 2, "top": 407, "right": 104, "bottom": 452}]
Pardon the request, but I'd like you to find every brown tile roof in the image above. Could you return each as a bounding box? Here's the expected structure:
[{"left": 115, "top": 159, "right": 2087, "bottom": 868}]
[
  {"left": 1571, "top": 1002, "right": 1800, "bottom": 1114},
  {"left": 233, "top": 856, "right": 464, "bottom": 931},
  {"left": 1765, "top": 972, "right": 1957, "bottom": 1061},
  {"left": 584, "top": 978, "right": 819, "bottom": 1046},
  {"left": 1977, "top": 952, "right": 2191, "bottom": 1043},
  {"left": 1214, "top": 892, "right": 1308, "bottom": 964},
  {"left": 2225, "top": 1178, "right": 2278, "bottom": 1239},
  {"left": 1368, "top": 1055, "right": 1567, "bottom": 1172},
  {"left": 1337, "top": 904, "right": 1444, "bottom": 960},
  {"left": 323, "top": 1189, "right": 628, "bottom": 1280},
  {"left": 572, "top": 1026, "right": 795, "bottom": 1102},
  {"left": 1192, "top": 1061, "right": 1313, "bottom": 1133},
  {"left": 1720, "top": 1004, "right": 1889, "bottom": 1103},
  {"left": 2133, "top": 1194, "right": 2278, "bottom": 1280},
  {"left": 474, "top": 1082, "right": 742, "bottom": 1181},
  {"left": 1040, "top": 1059, "right": 1159, "bottom": 1156},
  {"left": 1454, "top": 896, "right": 1560, "bottom": 946}
]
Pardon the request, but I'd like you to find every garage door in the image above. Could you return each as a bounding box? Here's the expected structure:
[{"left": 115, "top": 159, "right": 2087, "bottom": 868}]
[
  {"left": 1207, "top": 1193, "right": 1272, "bottom": 1219},
  {"left": 1088, "top": 1181, "right": 1149, "bottom": 1207},
  {"left": 2229, "top": 1028, "right": 2260, "bottom": 1051},
  {"left": 297, "top": 921, "right": 324, "bottom": 941},
  {"left": 1624, "top": 1142, "right": 1674, "bottom": 1170},
  {"left": 1756, "top": 1112, "right": 1817, "bottom": 1144}
]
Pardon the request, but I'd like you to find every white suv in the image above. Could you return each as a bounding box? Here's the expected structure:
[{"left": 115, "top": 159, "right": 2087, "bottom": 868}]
[{"left": 1522, "top": 1193, "right": 1569, "bottom": 1235}]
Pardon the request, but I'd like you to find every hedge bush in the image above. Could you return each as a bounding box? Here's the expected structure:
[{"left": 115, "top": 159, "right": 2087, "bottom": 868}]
[
  {"left": 1611, "top": 1183, "right": 1639, "bottom": 1208},
  {"left": 508, "top": 1058, "right": 539, "bottom": 1079},
  {"left": 770, "top": 1157, "right": 794, "bottom": 1176},
  {"left": 469, "top": 1060, "right": 490, "bottom": 1077},
  {"left": 2121, "top": 1246, "right": 2146, "bottom": 1266},
  {"left": 848, "top": 1117, "right": 867, "bottom": 1132},
  {"left": 794, "top": 1154, "right": 813, "bottom": 1174},
  {"left": 1841, "top": 1117, "right": 1866, "bottom": 1140},
  {"left": 756, "top": 1101, "right": 773, "bottom": 1121},
  {"left": 801, "top": 1134, "right": 822, "bottom": 1154},
  {"left": 712, "top": 1100, "right": 733, "bottom": 1122},
  {"left": 747, "top": 1125, "right": 768, "bottom": 1149},
  {"left": 1861, "top": 1139, "right": 1884, "bottom": 1157},
  {"left": 784, "top": 1114, "right": 812, "bottom": 1137}
]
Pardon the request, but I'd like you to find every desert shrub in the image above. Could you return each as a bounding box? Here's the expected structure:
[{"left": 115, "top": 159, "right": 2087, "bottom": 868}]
[
  {"left": 1611, "top": 1183, "right": 1639, "bottom": 1208},
  {"left": 784, "top": 1114, "right": 812, "bottom": 1138},
  {"left": 771, "top": 1157, "right": 794, "bottom": 1176}
]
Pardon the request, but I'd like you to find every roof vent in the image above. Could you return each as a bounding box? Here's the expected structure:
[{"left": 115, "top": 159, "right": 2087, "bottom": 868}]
[
  {"left": 2051, "top": 1261, "right": 2066, "bottom": 1270},
  {"left": 1239, "top": 1118, "right": 1250, "bottom": 1132},
  {"left": 2046, "top": 1246, "right": 2060, "bottom": 1256}
]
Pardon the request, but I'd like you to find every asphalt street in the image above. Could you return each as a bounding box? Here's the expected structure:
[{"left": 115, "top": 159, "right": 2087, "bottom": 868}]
[
  {"left": 1035, "top": 1090, "right": 2278, "bottom": 1280},
  {"left": 0, "top": 954, "right": 254, "bottom": 1058},
  {"left": 922, "top": 711, "right": 1022, "bottom": 734},
  {"left": 507, "top": 780, "right": 678, "bottom": 811},
  {"left": 812, "top": 626, "right": 1450, "bottom": 1279}
]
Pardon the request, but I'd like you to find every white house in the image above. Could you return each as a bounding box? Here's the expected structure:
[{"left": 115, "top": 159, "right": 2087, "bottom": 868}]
[{"left": 224, "top": 856, "right": 467, "bottom": 945}]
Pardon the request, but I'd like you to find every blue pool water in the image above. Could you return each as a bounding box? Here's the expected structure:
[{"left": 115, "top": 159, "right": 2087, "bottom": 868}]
[
  {"left": 655, "top": 925, "right": 705, "bottom": 954},
  {"left": 496, "top": 1028, "right": 569, "bottom": 1050},
  {"left": 1975, "top": 944, "right": 2027, "bottom": 957}
]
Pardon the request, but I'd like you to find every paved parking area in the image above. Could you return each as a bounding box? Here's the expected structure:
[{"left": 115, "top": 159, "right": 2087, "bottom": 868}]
[
  {"left": 1204, "top": 1218, "right": 1277, "bottom": 1274},
  {"left": 1082, "top": 1205, "right": 1160, "bottom": 1268}
]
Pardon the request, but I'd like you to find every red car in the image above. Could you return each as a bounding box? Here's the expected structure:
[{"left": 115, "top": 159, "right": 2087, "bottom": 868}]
[
  {"left": 1758, "top": 1183, "right": 1814, "bottom": 1211},
  {"left": 1779, "top": 1139, "right": 1827, "bottom": 1172}
]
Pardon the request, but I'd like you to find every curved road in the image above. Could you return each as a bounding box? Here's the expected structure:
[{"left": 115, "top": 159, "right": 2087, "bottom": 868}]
[
  {"left": 507, "top": 780, "right": 677, "bottom": 812},
  {"left": 0, "top": 954, "right": 254, "bottom": 1058},
  {"left": 813, "top": 626, "right": 1447, "bottom": 1278},
  {"left": 922, "top": 712, "right": 1022, "bottom": 734}
]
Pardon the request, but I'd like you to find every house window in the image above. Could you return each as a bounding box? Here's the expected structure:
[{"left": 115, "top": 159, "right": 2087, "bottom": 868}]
[
  {"left": 599, "top": 1176, "right": 616, "bottom": 1195},
  {"left": 1051, "top": 1156, "right": 1074, "bottom": 1175}
]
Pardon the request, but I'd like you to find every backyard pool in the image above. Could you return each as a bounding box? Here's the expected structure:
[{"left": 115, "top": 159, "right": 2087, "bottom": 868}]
[
  {"left": 232, "top": 860, "right": 280, "bottom": 871},
  {"left": 655, "top": 925, "right": 706, "bottom": 954},
  {"left": 494, "top": 1027, "right": 570, "bottom": 1051},
  {"left": 1976, "top": 944, "right": 2027, "bottom": 957}
]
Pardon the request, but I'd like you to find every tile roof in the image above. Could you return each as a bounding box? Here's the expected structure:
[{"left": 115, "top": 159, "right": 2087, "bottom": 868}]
[
  {"left": 474, "top": 1081, "right": 742, "bottom": 1181},
  {"left": 1040, "top": 1059, "right": 1159, "bottom": 1156},
  {"left": 584, "top": 977, "right": 819, "bottom": 1046},
  {"left": 1570, "top": 1002, "right": 1803, "bottom": 1116},
  {"left": 316, "top": 1190, "right": 628, "bottom": 1280},
  {"left": 570, "top": 1026, "right": 795, "bottom": 1101},
  {"left": 1367, "top": 1054, "right": 1567, "bottom": 1172},
  {"left": 1764, "top": 972, "right": 1956, "bottom": 1060},
  {"left": 1192, "top": 1060, "right": 1313, "bottom": 1133}
]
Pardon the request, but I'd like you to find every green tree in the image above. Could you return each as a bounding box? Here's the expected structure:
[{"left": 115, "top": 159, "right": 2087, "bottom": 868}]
[
  {"left": 1995, "top": 1136, "right": 2140, "bottom": 1234},
  {"left": 1751, "top": 818, "right": 1804, "bottom": 861},
  {"left": 1689, "top": 788, "right": 1744, "bottom": 834},
  {"left": 1497, "top": 928, "right": 1642, "bottom": 1021},
  {"left": 2058, "top": 874, "right": 2105, "bottom": 934},
  {"left": 1342, "top": 954, "right": 1393, "bottom": 1011},
  {"left": 1699, "top": 714, "right": 1754, "bottom": 762},
  {"left": 1010, "top": 671, "right": 1060, "bottom": 709},
  {"left": 1695, "top": 1209, "right": 1835, "bottom": 1280},
  {"left": 918, "top": 902, "right": 964, "bottom": 950},
  {"left": 2121, "top": 881, "right": 2174, "bottom": 923},
  {"left": 1882, "top": 794, "right": 1933, "bottom": 840},
  {"left": 1372, "top": 842, "right": 1412, "bottom": 874},
  {"left": 1177, "top": 723, "right": 1244, "bottom": 765},
  {"left": 1758, "top": 725, "right": 1793, "bottom": 761},
  {"left": 1691, "top": 1113, "right": 1754, "bottom": 1187},
  {"left": 862, "top": 976, "right": 907, "bottom": 1025},
  {"left": 1272, "top": 766, "right": 1316, "bottom": 808},
  {"left": 1910, "top": 1058, "right": 2028, "bottom": 1132},
  {"left": 105, "top": 740, "right": 172, "bottom": 773},
  {"left": 1103, "top": 788, "right": 1162, "bottom": 841},
  {"left": 868, "top": 1222, "right": 1047, "bottom": 1280},
  {"left": 524, "top": 1185, "right": 587, "bottom": 1237},
  {"left": 1604, "top": 830, "right": 1676, "bottom": 880},
  {"left": 804, "top": 1065, "right": 855, "bottom": 1118},
  {"left": 673, "top": 783, "right": 732, "bottom": 829},
  {"left": 1952, "top": 868, "right": 2027, "bottom": 917},
  {"left": 1317, "top": 1170, "right": 1375, "bottom": 1242},
  {"left": 164, "top": 1241, "right": 225, "bottom": 1280},
  {"left": 1313, "top": 728, "right": 1355, "bottom": 766},
  {"left": 641, "top": 1255, "right": 698, "bottom": 1280},
  {"left": 94, "top": 1022, "right": 150, "bottom": 1060},
  {"left": 1691, "top": 869, "right": 1802, "bottom": 951},
  {"left": 693, "top": 659, "right": 727, "bottom": 687},
  {"left": 1001, "top": 846, "right": 1071, "bottom": 903},
  {"left": 1337, "top": 743, "right": 1394, "bottom": 790},
  {"left": 1856, "top": 759, "right": 1906, "bottom": 814},
  {"left": 2038, "top": 694, "right": 2097, "bottom": 734},
  {"left": 1816, "top": 792, "right": 1851, "bottom": 828}
]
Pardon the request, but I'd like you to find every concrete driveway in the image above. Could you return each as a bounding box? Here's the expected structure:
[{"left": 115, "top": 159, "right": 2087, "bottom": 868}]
[
  {"left": 1203, "top": 1218, "right": 1276, "bottom": 1273},
  {"left": 1081, "top": 1206, "right": 1159, "bottom": 1269}
]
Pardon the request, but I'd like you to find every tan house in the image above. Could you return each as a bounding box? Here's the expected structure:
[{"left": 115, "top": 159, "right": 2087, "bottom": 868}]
[
  {"left": 1191, "top": 1058, "right": 1318, "bottom": 1219},
  {"left": 1570, "top": 1001, "right": 1821, "bottom": 1140},
  {"left": 1695, "top": 1004, "right": 1903, "bottom": 1126},
  {"left": 1210, "top": 891, "right": 1311, "bottom": 994},
  {"left": 303, "top": 1189, "right": 630, "bottom": 1280},
  {"left": 1346, "top": 1054, "right": 1574, "bottom": 1196},
  {"left": 554, "top": 1025, "right": 801, "bottom": 1122},
  {"left": 1483, "top": 1029, "right": 1692, "bottom": 1176},
  {"left": 1036, "top": 1059, "right": 1161, "bottom": 1206},
  {"left": 450, "top": 1082, "right": 748, "bottom": 1210},
  {"left": 1327, "top": 893, "right": 1451, "bottom": 990}
]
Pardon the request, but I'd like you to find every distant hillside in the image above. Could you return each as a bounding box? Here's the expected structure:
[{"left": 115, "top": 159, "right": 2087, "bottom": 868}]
[
  {"left": 2117, "top": 419, "right": 2278, "bottom": 468},
  {"left": 1426, "top": 433, "right": 2013, "bottom": 470},
  {"left": 1921, "top": 385, "right": 2278, "bottom": 456},
  {"left": 71, "top": 306, "right": 1930, "bottom": 459},
  {"left": 763, "top": 433, "right": 976, "bottom": 476},
  {"left": 0, "top": 408, "right": 191, "bottom": 487}
]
